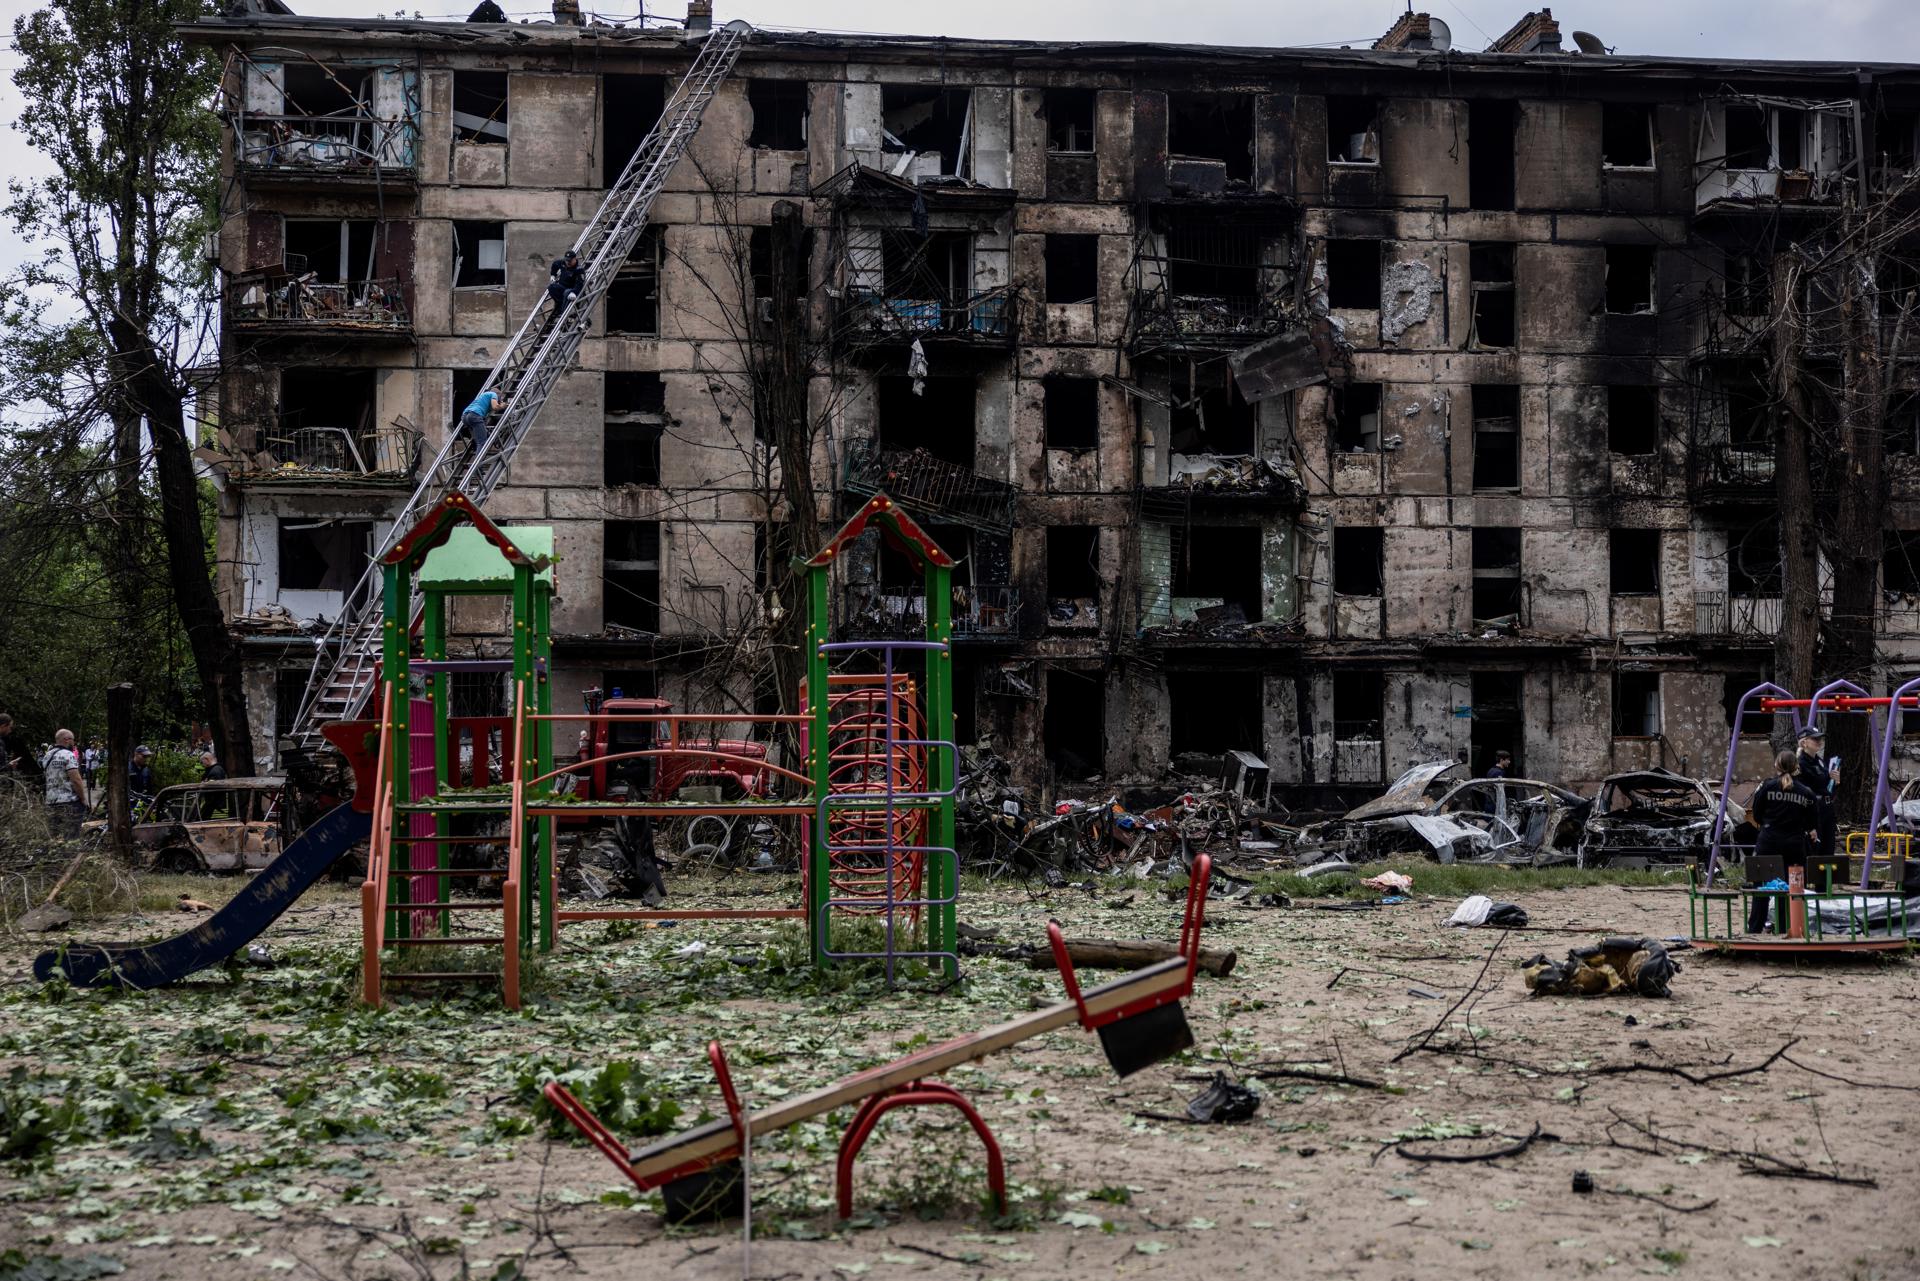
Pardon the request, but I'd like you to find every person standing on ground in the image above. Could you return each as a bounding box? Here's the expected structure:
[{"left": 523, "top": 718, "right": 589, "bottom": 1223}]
[
  {"left": 42, "top": 729, "right": 88, "bottom": 836},
  {"left": 548, "top": 247, "right": 585, "bottom": 312},
  {"left": 1794, "top": 725, "right": 1836, "bottom": 861},
  {"left": 459, "top": 387, "right": 500, "bottom": 455},
  {"left": 128, "top": 745, "right": 155, "bottom": 798},
  {"left": 1487, "top": 750, "right": 1512, "bottom": 779},
  {"left": 200, "top": 751, "right": 227, "bottom": 782},
  {"left": 0, "top": 713, "right": 27, "bottom": 783},
  {"left": 1747, "top": 749, "right": 1819, "bottom": 933}
]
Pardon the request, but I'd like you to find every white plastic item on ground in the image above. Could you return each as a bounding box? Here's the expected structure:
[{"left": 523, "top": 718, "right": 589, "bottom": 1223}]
[
  {"left": 1447, "top": 894, "right": 1494, "bottom": 927},
  {"left": 1361, "top": 870, "right": 1413, "bottom": 893}
]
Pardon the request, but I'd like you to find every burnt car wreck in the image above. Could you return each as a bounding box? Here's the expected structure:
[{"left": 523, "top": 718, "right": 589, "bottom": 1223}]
[
  {"left": 1576, "top": 769, "right": 1747, "bottom": 869},
  {"left": 1297, "top": 761, "right": 1590, "bottom": 866}
]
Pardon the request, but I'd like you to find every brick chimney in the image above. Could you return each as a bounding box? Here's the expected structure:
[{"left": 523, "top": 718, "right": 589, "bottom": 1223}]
[
  {"left": 686, "top": 0, "right": 712, "bottom": 34},
  {"left": 1489, "top": 8, "right": 1562, "bottom": 53},
  {"left": 1373, "top": 11, "right": 1435, "bottom": 51}
]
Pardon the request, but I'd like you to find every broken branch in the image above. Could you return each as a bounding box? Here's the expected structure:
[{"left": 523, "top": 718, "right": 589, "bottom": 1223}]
[{"left": 1393, "top": 1122, "right": 1546, "bottom": 1164}]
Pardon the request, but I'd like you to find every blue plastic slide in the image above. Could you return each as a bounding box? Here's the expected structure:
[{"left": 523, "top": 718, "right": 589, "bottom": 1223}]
[{"left": 32, "top": 801, "right": 372, "bottom": 988}]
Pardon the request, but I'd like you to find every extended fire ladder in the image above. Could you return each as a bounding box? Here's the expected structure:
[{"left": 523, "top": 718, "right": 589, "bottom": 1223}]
[{"left": 288, "top": 20, "right": 751, "bottom": 752}]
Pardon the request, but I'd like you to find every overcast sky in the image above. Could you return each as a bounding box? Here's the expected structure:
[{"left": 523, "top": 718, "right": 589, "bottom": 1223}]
[{"left": 1, "top": 0, "right": 1917, "bottom": 284}]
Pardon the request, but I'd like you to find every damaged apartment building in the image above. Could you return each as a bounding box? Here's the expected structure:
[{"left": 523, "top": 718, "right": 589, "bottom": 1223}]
[{"left": 190, "top": 2, "right": 1920, "bottom": 803}]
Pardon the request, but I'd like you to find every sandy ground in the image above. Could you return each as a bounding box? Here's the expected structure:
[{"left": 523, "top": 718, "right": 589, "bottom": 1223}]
[{"left": 3, "top": 874, "right": 1919, "bottom": 1281}]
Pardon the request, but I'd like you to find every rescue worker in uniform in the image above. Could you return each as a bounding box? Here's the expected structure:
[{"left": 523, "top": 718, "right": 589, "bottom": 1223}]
[
  {"left": 1795, "top": 725, "right": 1836, "bottom": 863},
  {"left": 1748, "top": 750, "right": 1819, "bottom": 933}
]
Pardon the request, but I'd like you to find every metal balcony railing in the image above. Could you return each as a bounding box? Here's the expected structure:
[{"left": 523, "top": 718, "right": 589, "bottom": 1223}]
[
  {"left": 1694, "top": 590, "right": 1782, "bottom": 637},
  {"left": 842, "top": 583, "right": 1023, "bottom": 640},
  {"left": 227, "top": 272, "right": 412, "bottom": 335},
  {"left": 836, "top": 284, "right": 1020, "bottom": 347},
  {"left": 227, "top": 421, "right": 421, "bottom": 485},
  {"left": 1130, "top": 289, "right": 1286, "bottom": 350},
  {"left": 1689, "top": 443, "right": 1775, "bottom": 496},
  {"left": 233, "top": 112, "right": 419, "bottom": 178},
  {"left": 841, "top": 441, "right": 1017, "bottom": 533}
]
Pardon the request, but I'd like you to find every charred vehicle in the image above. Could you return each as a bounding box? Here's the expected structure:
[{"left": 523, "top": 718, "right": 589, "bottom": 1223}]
[
  {"left": 1300, "top": 761, "right": 1588, "bottom": 865},
  {"left": 1576, "top": 768, "right": 1745, "bottom": 868},
  {"left": 134, "top": 778, "right": 293, "bottom": 873}
]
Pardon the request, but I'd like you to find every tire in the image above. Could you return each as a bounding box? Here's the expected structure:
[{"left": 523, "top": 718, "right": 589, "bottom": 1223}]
[{"left": 156, "top": 847, "right": 200, "bottom": 874}]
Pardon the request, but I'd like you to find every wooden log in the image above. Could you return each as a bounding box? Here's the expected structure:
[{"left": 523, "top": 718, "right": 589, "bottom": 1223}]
[{"left": 1027, "top": 937, "right": 1237, "bottom": 979}]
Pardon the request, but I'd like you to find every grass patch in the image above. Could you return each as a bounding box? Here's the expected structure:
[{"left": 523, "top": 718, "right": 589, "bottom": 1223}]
[{"left": 1251, "top": 861, "right": 1684, "bottom": 901}]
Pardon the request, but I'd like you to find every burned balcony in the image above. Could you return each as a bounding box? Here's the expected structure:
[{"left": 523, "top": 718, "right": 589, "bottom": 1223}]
[
  {"left": 841, "top": 439, "right": 1017, "bottom": 534},
  {"left": 1129, "top": 212, "right": 1289, "bottom": 356},
  {"left": 230, "top": 61, "right": 420, "bottom": 189},
  {"left": 1688, "top": 442, "right": 1778, "bottom": 504},
  {"left": 213, "top": 418, "right": 421, "bottom": 491},
  {"left": 1694, "top": 97, "right": 1857, "bottom": 216},
  {"left": 842, "top": 583, "right": 1024, "bottom": 642},
  {"left": 226, "top": 268, "right": 412, "bottom": 341},
  {"left": 1694, "top": 590, "right": 1783, "bottom": 640}
]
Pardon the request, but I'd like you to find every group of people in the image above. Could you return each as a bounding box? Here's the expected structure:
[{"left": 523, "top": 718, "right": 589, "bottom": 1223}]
[
  {"left": 455, "top": 249, "right": 586, "bottom": 456},
  {"left": 0, "top": 711, "right": 226, "bottom": 838}
]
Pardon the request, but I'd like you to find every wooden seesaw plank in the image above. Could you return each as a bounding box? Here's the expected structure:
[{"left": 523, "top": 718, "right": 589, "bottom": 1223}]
[{"left": 624, "top": 956, "right": 1191, "bottom": 1184}]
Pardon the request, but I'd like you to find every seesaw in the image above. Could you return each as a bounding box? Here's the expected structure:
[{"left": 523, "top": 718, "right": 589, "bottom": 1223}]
[{"left": 544, "top": 855, "right": 1215, "bottom": 1222}]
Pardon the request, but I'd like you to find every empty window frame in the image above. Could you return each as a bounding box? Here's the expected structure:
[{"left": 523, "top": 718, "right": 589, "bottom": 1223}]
[
  {"left": 603, "top": 74, "right": 664, "bottom": 185},
  {"left": 1724, "top": 368, "right": 1772, "bottom": 450},
  {"left": 1167, "top": 92, "right": 1254, "bottom": 182},
  {"left": 1469, "top": 243, "right": 1516, "bottom": 348},
  {"left": 877, "top": 374, "right": 976, "bottom": 466},
  {"left": 605, "top": 372, "right": 665, "bottom": 487},
  {"left": 1044, "top": 377, "right": 1099, "bottom": 450},
  {"left": 1606, "top": 245, "right": 1656, "bottom": 314},
  {"left": 1331, "top": 382, "right": 1382, "bottom": 452},
  {"left": 1327, "top": 96, "right": 1379, "bottom": 164},
  {"left": 273, "top": 668, "right": 309, "bottom": 744},
  {"left": 1724, "top": 104, "right": 1770, "bottom": 169},
  {"left": 1163, "top": 216, "right": 1262, "bottom": 302},
  {"left": 279, "top": 367, "right": 375, "bottom": 439},
  {"left": 453, "top": 71, "right": 509, "bottom": 144},
  {"left": 883, "top": 230, "right": 971, "bottom": 304},
  {"left": 1728, "top": 532, "right": 1782, "bottom": 597},
  {"left": 1471, "top": 527, "right": 1523, "bottom": 622},
  {"left": 1879, "top": 109, "right": 1920, "bottom": 169},
  {"left": 1170, "top": 524, "right": 1263, "bottom": 622},
  {"left": 1612, "top": 671, "right": 1662, "bottom": 737},
  {"left": 283, "top": 219, "right": 376, "bottom": 283},
  {"left": 1884, "top": 530, "right": 1920, "bottom": 594},
  {"left": 278, "top": 519, "right": 371, "bottom": 593},
  {"left": 1726, "top": 252, "right": 1771, "bottom": 317},
  {"left": 1608, "top": 384, "right": 1660, "bottom": 455},
  {"left": 1602, "top": 103, "right": 1655, "bottom": 167},
  {"left": 1332, "top": 526, "right": 1384, "bottom": 596},
  {"left": 1043, "top": 667, "right": 1104, "bottom": 777},
  {"left": 603, "top": 520, "right": 661, "bottom": 632},
  {"left": 1325, "top": 240, "right": 1381, "bottom": 309},
  {"left": 881, "top": 85, "right": 973, "bottom": 176},
  {"left": 1047, "top": 87, "right": 1096, "bottom": 152},
  {"left": 1046, "top": 526, "right": 1100, "bottom": 603},
  {"left": 607, "top": 227, "right": 662, "bottom": 334},
  {"left": 747, "top": 78, "right": 808, "bottom": 149},
  {"left": 1610, "top": 529, "right": 1662, "bottom": 595},
  {"left": 278, "top": 63, "right": 368, "bottom": 119},
  {"left": 1169, "top": 360, "right": 1256, "bottom": 456},
  {"left": 1168, "top": 670, "right": 1262, "bottom": 756},
  {"left": 1471, "top": 385, "right": 1520, "bottom": 490},
  {"left": 1467, "top": 99, "right": 1516, "bottom": 210},
  {"left": 452, "top": 220, "right": 505, "bottom": 288},
  {"left": 1044, "top": 234, "right": 1099, "bottom": 305},
  {"left": 1332, "top": 671, "right": 1383, "bottom": 743}
]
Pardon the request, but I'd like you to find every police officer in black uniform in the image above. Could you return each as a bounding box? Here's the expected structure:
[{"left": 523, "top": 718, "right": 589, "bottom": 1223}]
[
  {"left": 1749, "top": 750, "right": 1819, "bottom": 933},
  {"left": 1795, "top": 725, "right": 1836, "bottom": 862}
]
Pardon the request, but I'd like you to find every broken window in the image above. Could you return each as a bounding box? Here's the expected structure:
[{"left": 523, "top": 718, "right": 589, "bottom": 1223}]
[
  {"left": 273, "top": 668, "right": 309, "bottom": 745},
  {"left": 1171, "top": 524, "right": 1262, "bottom": 622},
  {"left": 279, "top": 63, "right": 367, "bottom": 119},
  {"left": 283, "top": 219, "right": 376, "bottom": 283},
  {"left": 1879, "top": 109, "right": 1920, "bottom": 170},
  {"left": 1727, "top": 252, "right": 1770, "bottom": 316},
  {"left": 1610, "top": 529, "right": 1662, "bottom": 595},
  {"left": 1044, "top": 234, "right": 1099, "bottom": 305},
  {"left": 1884, "top": 530, "right": 1920, "bottom": 595},
  {"left": 1468, "top": 99, "right": 1516, "bottom": 211},
  {"left": 881, "top": 85, "right": 973, "bottom": 178},
  {"left": 1047, "top": 88, "right": 1095, "bottom": 152},
  {"left": 1047, "top": 526, "right": 1100, "bottom": 626},
  {"left": 1471, "top": 527, "right": 1523, "bottom": 623},
  {"left": 1611, "top": 672, "right": 1662, "bottom": 737},
  {"left": 1725, "top": 370, "right": 1772, "bottom": 450},
  {"left": 1728, "top": 533, "right": 1782, "bottom": 597},
  {"left": 1169, "top": 360, "right": 1256, "bottom": 456},
  {"left": 603, "top": 520, "right": 661, "bottom": 632},
  {"left": 452, "top": 220, "right": 505, "bottom": 288},
  {"left": 747, "top": 78, "right": 808, "bottom": 149},
  {"left": 1469, "top": 243, "right": 1516, "bottom": 348},
  {"left": 1168, "top": 91, "right": 1253, "bottom": 185},
  {"left": 1724, "top": 105, "right": 1769, "bottom": 169},
  {"left": 1044, "top": 668, "right": 1104, "bottom": 778},
  {"left": 607, "top": 227, "right": 662, "bottom": 334},
  {"left": 1472, "top": 385, "right": 1520, "bottom": 490},
  {"left": 1776, "top": 107, "right": 1806, "bottom": 170},
  {"left": 883, "top": 230, "right": 971, "bottom": 306},
  {"left": 605, "top": 372, "right": 664, "bottom": 487},
  {"left": 278, "top": 367, "right": 377, "bottom": 465},
  {"left": 1165, "top": 216, "right": 1262, "bottom": 304},
  {"left": 1325, "top": 240, "right": 1381, "bottom": 309},
  {"left": 603, "top": 74, "right": 664, "bottom": 185},
  {"left": 1326, "top": 96, "right": 1379, "bottom": 164},
  {"left": 278, "top": 519, "right": 371, "bottom": 593},
  {"left": 1607, "top": 385, "right": 1660, "bottom": 455},
  {"left": 1331, "top": 382, "right": 1382, "bottom": 452},
  {"left": 877, "top": 374, "right": 975, "bottom": 466},
  {"left": 1605, "top": 245, "right": 1656, "bottom": 314},
  {"left": 1602, "top": 103, "right": 1655, "bottom": 167},
  {"left": 453, "top": 71, "right": 508, "bottom": 145},
  {"left": 1332, "top": 526, "right": 1383, "bottom": 597},
  {"left": 1169, "top": 671, "right": 1262, "bottom": 757},
  {"left": 1043, "top": 377, "right": 1099, "bottom": 451},
  {"left": 1332, "top": 672, "right": 1383, "bottom": 743}
]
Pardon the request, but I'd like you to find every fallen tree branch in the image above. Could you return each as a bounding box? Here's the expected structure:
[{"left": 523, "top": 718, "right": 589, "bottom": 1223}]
[
  {"left": 1244, "top": 1065, "right": 1387, "bottom": 1091},
  {"left": 1604, "top": 1108, "right": 1880, "bottom": 1188},
  {"left": 1402, "top": 1039, "right": 1800, "bottom": 1087},
  {"left": 1391, "top": 930, "right": 1508, "bottom": 1063},
  {"left": 1781, "top": 1052, "right": 1920, "bottom": 1093},
  {"left": 1394, "top": 1122, "right": 1546, "bottom": 1164},
  {"left": 1597, "top": 1187, "right": 1719, "bottom": 1214}
]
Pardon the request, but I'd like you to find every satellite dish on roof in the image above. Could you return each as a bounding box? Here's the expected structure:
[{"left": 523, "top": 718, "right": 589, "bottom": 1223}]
[
  {"left": 1572, "top": 30, "right": 1609, "bottom": 55},
  {"left": 1429, "top": 17, "right": 1453, "bottom": 51}
]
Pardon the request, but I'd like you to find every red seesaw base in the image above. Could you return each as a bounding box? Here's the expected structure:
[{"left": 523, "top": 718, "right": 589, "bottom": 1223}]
[{"left": 837, "top": 1082, "right": 1006, "bottom": 1219}]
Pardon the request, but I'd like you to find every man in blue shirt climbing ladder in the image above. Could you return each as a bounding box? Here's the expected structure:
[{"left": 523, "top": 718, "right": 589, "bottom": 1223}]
[{"left": 460, "top": 387, "right": 500, "bottom": 454}]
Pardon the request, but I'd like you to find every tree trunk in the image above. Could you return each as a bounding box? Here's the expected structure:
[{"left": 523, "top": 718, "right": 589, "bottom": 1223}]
[
  {"left": 105, "top": 682, "right": 135, "bottom": 859},
  {"left": 767, "top": 198, "right": 822, "bottom": 714},
  {"left": 113, "top": 321, "right": 256, "bottom": 776},
  {"left": 1770, "top": 254, "right": 1821, "bottom": 750}
]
